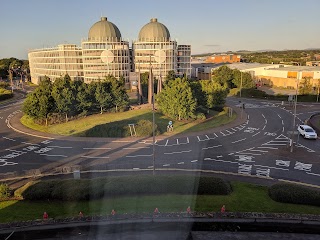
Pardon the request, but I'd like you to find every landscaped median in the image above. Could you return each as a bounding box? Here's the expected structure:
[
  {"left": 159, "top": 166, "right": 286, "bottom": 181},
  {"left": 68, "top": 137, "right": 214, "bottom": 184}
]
[
  {"left": 20, "top": 107, "right": 236, "bottom": 137},
  {"left": 1, "top": 177, "right": 320, "bottom": 223}
]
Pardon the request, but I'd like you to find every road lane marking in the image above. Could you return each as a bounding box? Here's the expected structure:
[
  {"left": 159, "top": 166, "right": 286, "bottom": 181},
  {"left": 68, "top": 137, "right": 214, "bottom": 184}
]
[
  {"left": 164, "top": 150, "right": 192, "bottom": 155},
  {"left": 231, "top": 128, "right": 237, "bottom": 131},
  {"left": 214, "top": 133, "right": 218, "bottom": 138},
  {"left": 306, "top": 172, "right": 320, "bottom": 177},
  {"left": 262, "top": 114, "right": 266, "bottom": 119},
  {"left": 126, "top": 154, "right": 152, "bottom": 158},
  {"left": 262, "top": 125, "right": 266, "bottom": 130},
  {"left": 83, "top": 147, "right": 111, "bottom": 150},
  {"left": 48, "top": 146, "right": 73, "bottom": 149},
  {"left": 252, "top": 132, "right": 260, "bottom": 137},
  {"left": 237, "top": 152, "right": 261, "bottom": 156},
  {"left": 250, "top": 149, "right": 268, "bottom": 153},
  {"left": 165, "top": 139, "right": 169, "bottom": 146},
  {"left": 217, "top": 155, "right": 223, "bottom": 158},
  {"left": 202, "top": 145, "right": 222, "bottom": 150},
  {"left": 265, "top": 119, "right": 267, "bottom": 124},
  {"left": 123, "top": 147, "right": 150, "bottom": 150},
  {"left": 282, "top": 127, "right": 285, "bottom": 132},
  {"left": 191, "top": 160, "right": 198, "bottom": 163},
  {"left": 231, "top": 138, "right": 246, "bottom": 144},
  {"left": 40, "top": 154, "right": 68, "bottom": 158},
  {"left": 277, "top": 114, "right": 282, "bottom": 119},
  {"left": 220, "top": 131, "right": 226, "bottom": 136},
  {"left": 187, "top": 137, "right": 189, "bottom": 143},
  {"left": 258, "top": 146, "right": 278, "bottom": 150},
  {"left": 163, "top": 164, "right": 170, "bottom": 167},
  {"left": 22, "top": 142, "right": 40, "bottom": 146},
  {"left": 133, "top": 168, "right": 140, "bottom": 170},
  {"left": 177, "top": 162, "right": 184, "bottom": 165},
  {"left": 2, "top": 137, "right": 15, "bottom": 141},
  {"left": 254, "top": 164, "right": 289, "bottom": 171},
  {"left": 81, "top": 156, "right": 110, "bottom": 159},
  {"left": 281, "top": 120, "right": 284, "bottom": 125}
]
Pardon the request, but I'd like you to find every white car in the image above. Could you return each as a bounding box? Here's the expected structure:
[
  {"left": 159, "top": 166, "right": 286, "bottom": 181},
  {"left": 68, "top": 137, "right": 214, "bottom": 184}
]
[{"left": 298, "top": 125, "right": 318, "bottom": 139}]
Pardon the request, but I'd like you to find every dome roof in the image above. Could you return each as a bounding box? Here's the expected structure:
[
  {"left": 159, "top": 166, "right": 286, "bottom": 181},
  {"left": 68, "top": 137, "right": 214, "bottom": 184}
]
[
  {"left": 138, "top": 18, "right": 170, "bottom": 42},
  {"left": 88, "top": 17, "right": 121, "bottom": 41}
]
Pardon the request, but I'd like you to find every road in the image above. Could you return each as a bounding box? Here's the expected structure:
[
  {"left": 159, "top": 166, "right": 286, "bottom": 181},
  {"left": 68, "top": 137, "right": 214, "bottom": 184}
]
[{"left": 0, "top": 96, "right": 319, "bottom": 186}]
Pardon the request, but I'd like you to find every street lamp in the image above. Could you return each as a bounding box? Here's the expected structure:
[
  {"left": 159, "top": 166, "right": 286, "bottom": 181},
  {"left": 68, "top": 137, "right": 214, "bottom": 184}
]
[
  {"left": 290, "top": 72, "right": 300, "bottom": 153},
  {"left": 149, "top": 50, "right": 166, "bottom": 176},
  {"left": 239, "top": 71, "right": 243, "bottom": 98}
]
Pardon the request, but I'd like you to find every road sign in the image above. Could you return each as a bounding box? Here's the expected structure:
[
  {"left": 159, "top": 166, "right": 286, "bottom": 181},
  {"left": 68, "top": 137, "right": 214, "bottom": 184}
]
[{"left": 168, "top": 121, "right": 173, "bottom": 126}]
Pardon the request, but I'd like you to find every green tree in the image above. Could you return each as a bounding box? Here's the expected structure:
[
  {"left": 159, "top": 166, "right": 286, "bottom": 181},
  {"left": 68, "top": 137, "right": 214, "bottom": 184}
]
[
  {"left": 95, "top": 80, "right": 112, "bottom": 114},
  {"left": 232, "top": 70, "right": 255, "bottom": 89},
  {"left": 200, "top": 80, "right": 229, "bottom": 108},
  {"left": 23, "top": 76, "right": 54, "bottom": 125},
  {"left": 107, "top": 76, "right": 129, "bottom": 112},
  {"left": 299, "top": 77, "right": 313, "bottom": 95},
  {"left": 75, "top": 80, "right": 93, "bottom": 115},
  {"left": 140, "top": 72, "right": 149, "bottom": 102},
  {"left": 52, "top": 74, "right": 75, "bottom": 122},
  {"left": 165, "top": 70, "right": 176, "bottom": 83},
  {"left": 157, "top": 78, "right": 197, "bottom": 120},
  {"left": 212, "top": 65, "right": 235, "bottom": 88}
]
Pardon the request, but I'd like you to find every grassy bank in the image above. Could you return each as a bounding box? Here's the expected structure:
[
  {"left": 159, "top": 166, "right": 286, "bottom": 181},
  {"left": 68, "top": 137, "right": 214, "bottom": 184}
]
[
  {"left": 1, "top": 181, "right": 320, "bottom": 223},
  {"left": 20, "top": 107, "right": 236, "bottom": 137}
]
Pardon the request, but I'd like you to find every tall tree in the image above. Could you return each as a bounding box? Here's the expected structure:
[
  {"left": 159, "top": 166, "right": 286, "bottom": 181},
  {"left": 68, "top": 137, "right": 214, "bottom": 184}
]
[
  {"left": 75, "top": 80, "right": 93, "bottom": 115},
  {"left": 23, "top": 76, "right": 54, "bottom": 125},
  {"left": 200, "top": 80, "right": 229, "bottom": 108},
  {"left": 95, "top": 80, "right": 112, "bottom": 114},
  {"left": 212, "top": 65, "right": 235, "bottom": 88},
  {"left": 165, "top": 70, "right": 176, "bottom": 83},
  {"left": 157, "top": 78, "right": 196, "bottom": 120},
  {"left": 299, "top": 77, "right": 313, "bottom": 95},
  {"left": 107, "top": 76, "right": 129, "bottom": 112},
  {"left": 51, "top": 74, "right": 75, "bottom": 122}
]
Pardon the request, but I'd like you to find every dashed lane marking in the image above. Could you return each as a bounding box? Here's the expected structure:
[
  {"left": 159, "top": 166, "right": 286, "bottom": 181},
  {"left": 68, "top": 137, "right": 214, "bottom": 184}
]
[
  {"left": 164, "top": 150, "right": 192, "bottom": 155},
  {"left": 123, "top": 147, "right": 150, "bottom": 150},
  {"left": 83, "top": 147, "right": 111, "bottom": 150},
  {"left": 163, "top": 164, "right": 170, "bottom": 167},
  {"left": 126, "top": 154, "right": 152, "bottom": 158},
  {"left": 262, "top": 125, "right": 266, "bottom": 130},
  {"left": 48, "top": 146, "right": 73, "bottom": 149},
  {"left": 191, "top": 160, "right": 198, "bottom": 163},
  {"left": 252, "top": 132, "right": 260, "bottom": 137},
  {"left": 177, "top": 162, "right": 184, "bottom": 165},
  {"left": 81, "top": 156, "right": 110, "bottom": 159},
  {"left": 277, "top": 114, "right": 282, "bottom": 119},
  {"left": 254, "top": 164, "right": 289, "bottom": 171},
  {"left": 2, "top": 137, "right": 15, "bottom": 141},
  {"left": 231, "top": 138, "right": 246, "bottom": 144},
  {"left": 40, "top": 154, "right": 68, "bottom": 158},
  {"left": 202, "top": 145, "right": 222, "bottom": 150}
]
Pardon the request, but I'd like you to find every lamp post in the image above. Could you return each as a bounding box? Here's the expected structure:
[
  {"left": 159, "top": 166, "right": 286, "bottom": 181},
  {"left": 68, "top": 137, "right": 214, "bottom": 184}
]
[
  {"left": 150, "top": 50, "right": 166, "bottom": 176},
  {"left": 290, "top": 73, "right": 300, "bottom": 153},
  {"left": 239, "top": 71, "right": 243, "bottom": 98}
]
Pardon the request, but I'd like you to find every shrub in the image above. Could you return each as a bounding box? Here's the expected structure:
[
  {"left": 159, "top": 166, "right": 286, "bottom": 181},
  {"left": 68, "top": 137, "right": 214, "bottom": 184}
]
[
  {"left": 21, "top": 176, "right": 232, "bottom": 201},
  {"left": 268, "top": 183, "right": 320, "bottom": 207},
  {"left": 0, "top": 183, "right": 11, "bottom": 199},
  {"left": 196, "top": 113, "right": 206, "bottom": 120},
  {"left": 135, "top": 119, "right": 160, "bottom": 137}
]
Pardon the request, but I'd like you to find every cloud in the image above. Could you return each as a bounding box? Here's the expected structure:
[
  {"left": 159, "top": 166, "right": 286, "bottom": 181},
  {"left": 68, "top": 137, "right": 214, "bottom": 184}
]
[{"left": 204, "top": 44, "right": 220, "bottom": 47}]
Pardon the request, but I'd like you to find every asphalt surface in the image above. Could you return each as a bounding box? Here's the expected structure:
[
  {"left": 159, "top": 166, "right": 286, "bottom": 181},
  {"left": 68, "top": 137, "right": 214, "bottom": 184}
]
[{"left": 0, "top": 95, "right": 319, "bottom": 186}]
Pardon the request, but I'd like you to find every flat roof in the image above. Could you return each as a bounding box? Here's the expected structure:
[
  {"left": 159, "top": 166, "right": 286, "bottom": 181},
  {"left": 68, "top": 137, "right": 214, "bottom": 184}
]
[{"left": 267, "top": 66, "right": 320, "bottom": 72}]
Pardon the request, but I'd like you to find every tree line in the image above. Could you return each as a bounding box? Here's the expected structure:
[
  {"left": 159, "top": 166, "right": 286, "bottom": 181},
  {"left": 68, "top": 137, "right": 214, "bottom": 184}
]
[{"left": 23, "top": 75, "right": 129, "bottom": 125}]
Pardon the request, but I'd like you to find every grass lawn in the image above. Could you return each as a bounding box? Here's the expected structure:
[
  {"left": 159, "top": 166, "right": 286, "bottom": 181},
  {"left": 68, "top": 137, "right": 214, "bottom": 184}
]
[
  {"left": 20, "top": 107, "right": 236, "bottom": 137},
  {"left": 0, "top": 181, "right": 320, "bottom": 223}
]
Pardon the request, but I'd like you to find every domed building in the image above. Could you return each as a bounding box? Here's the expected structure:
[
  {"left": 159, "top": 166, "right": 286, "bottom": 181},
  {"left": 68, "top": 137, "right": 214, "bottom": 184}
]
[
  {"left": 81, "top": 17, "right": 130, "bottom": 84},
  {"left": 133, "top": 18, "right": 177, "bottom": 80},
  {"left": 28, "top": 17, "right": 190, "bottom": 87}
]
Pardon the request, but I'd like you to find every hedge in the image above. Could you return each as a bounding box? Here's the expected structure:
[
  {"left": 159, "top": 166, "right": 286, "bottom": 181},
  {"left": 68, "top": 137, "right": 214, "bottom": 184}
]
[
  {"left": 20, "top": 176, "right": 232, "bottom": 201},
  {"left": 268, "top": 183, "right": 320, "bottom": 207}
]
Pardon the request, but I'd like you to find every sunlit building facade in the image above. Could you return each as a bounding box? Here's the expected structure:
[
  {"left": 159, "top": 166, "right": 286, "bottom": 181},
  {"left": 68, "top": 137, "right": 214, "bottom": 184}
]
[{"left": 28, "top": 17, "right": 191, "bottom": 86}]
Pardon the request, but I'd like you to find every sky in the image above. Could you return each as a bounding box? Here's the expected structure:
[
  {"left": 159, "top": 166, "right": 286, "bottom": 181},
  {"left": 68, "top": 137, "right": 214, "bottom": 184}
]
[{"left": 1, "top": 0, "right": 320, "bottom": 59}]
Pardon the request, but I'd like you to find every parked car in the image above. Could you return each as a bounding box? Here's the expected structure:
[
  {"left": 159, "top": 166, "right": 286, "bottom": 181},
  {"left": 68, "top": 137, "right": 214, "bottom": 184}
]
[{"left": 297, "top": 125, "right": 318, "bottom": 139}]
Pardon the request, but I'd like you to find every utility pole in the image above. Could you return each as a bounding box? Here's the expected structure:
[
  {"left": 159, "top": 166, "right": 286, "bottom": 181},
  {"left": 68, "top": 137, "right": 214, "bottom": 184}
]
[
  {"left": 239, "top": 71, "right": 243, "bottom": 98},
  {"left": 317, "top": 79, "right": 320, "bottom": 103},
  {"left": 290, "top": 75, "right": 299, "bottom": 152}
]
